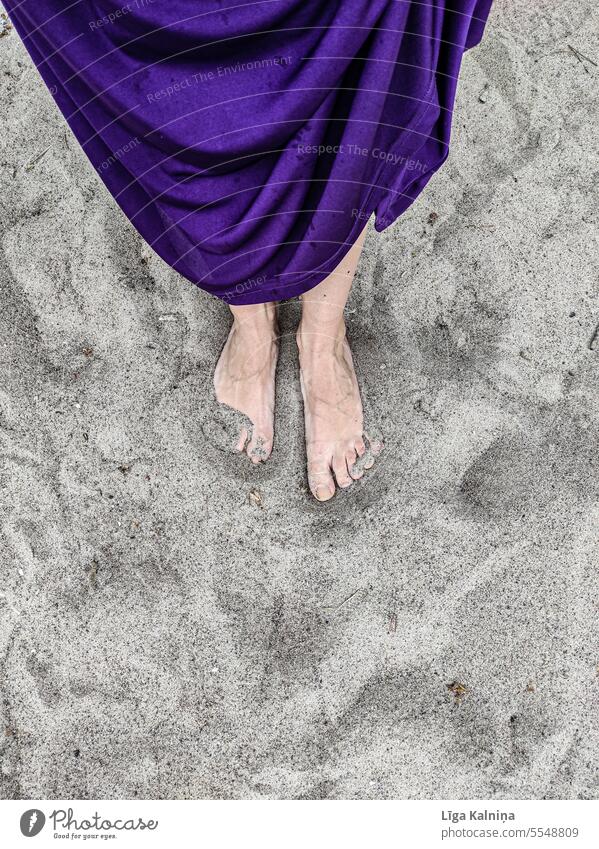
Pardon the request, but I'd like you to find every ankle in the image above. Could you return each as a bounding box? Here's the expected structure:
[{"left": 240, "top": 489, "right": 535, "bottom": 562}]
[
  {"left": 231, "top": 302, "right": 277, "bottom": 341},
  {"left": 296, "top": 318, "right": 346, "bottom": 353}
]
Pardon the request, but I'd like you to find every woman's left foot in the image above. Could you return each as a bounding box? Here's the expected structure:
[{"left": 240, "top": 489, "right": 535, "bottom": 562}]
[{"left": 297, "top": 320, "right": 383, "bottom": 501}]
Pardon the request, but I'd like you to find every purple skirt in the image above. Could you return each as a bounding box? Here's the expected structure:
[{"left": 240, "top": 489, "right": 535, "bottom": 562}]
[{"left": 4, "top": 1, "right": 493, "bottom": 304}]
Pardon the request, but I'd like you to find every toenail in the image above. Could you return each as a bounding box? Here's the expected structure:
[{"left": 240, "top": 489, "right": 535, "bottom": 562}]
[{"left": 315, "top": 485, "right": 332, "bottom": 501}]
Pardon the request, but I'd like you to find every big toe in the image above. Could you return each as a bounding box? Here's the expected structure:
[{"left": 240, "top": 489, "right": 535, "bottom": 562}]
[
  {"left": 308, "top": 459, "right": 336, "bottom": 501},
  {"left": 247, "top": 429, "right": 273, "bottom": 464}
]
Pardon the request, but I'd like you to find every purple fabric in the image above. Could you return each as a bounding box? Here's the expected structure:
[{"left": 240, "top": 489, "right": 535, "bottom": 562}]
[{"left": 4, "top": 1, "right": 493, "bottom": 304}]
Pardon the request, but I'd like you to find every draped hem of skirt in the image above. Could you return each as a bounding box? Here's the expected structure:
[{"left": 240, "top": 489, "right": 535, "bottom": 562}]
[
  {"left": 219, "top": 9, "right": 491, "bottom": 306},
  {"left": 3, "top": 6, "right": 219, "bottom": 291},
  {"left": 5, "top": 0, "right": 494, "bottom": 307}
]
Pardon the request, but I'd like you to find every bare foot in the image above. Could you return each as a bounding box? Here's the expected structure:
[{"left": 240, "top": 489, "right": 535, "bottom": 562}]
[
  {"left": 214, "top": 303, "right": 278, "bottom": 464},
  {"left": 297, "top": 320, "right": 382, "bottom": 500}
]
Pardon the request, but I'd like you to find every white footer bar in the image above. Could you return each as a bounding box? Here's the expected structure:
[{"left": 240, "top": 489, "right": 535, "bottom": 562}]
[{"left": 0, "top": 799, "right": 597, "bottom": 848}]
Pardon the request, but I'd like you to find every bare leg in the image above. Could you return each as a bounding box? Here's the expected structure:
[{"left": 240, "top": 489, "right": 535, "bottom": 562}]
[
  {"left": 297, "top": 224, "right": 382, "bottom": 500},
  {"left": 214, "top": 301, "right": 278, "bottom": 463}
]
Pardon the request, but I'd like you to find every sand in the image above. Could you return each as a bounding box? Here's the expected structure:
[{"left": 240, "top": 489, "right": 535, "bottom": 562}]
[{"left": 0, "top": 0, "right": 598, "bottom": 799}]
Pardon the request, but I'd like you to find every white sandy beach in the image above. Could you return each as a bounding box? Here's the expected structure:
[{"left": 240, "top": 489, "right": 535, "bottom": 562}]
[{"left": 0, "top": 0, "right": 598, "bottom": 799}]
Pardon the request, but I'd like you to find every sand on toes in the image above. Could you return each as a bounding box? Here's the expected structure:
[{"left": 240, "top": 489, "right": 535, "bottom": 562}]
[
  {"left": 297, "top": 329, "right": 383, "bottom": 501},
  {"left": 213, "top": 318, "right": 279, "bottom": 464}
]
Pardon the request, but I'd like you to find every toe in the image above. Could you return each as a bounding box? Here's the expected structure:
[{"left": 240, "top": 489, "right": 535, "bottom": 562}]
[
  {"left": 333, "top": 453, "right": 353, "bottom": 489},
  {"left": 235, "top": 427, "right": 249, "bottom": 453},
  {"left": 362, "top": 449, "right": 376, "bottom": 470},
  {"left": 348, "top": 442, "right": 365, "bottom": 479},
  {"left": 366, "top": 431, "right": 384, "bottom": 456},
  {"left": 260, "top": 437, "right": 273, "bottom": 461},
  {"left": 308, "top": 460, "right": 336, "bottom": 502},
  {"left": 247, "top": 431, "right": 271, "bottom": 464},
  {"left": 349, "top": 460, "right": 364, "bottom": 480},
  {"left": 316, "top": 486, "right": 334, "bottom": 501},
  {"left": 346, "top": 447, "right": 358, "bottom": 469},
  {"left": 355, "top": 437, "right": 366, "bottom": 457}
]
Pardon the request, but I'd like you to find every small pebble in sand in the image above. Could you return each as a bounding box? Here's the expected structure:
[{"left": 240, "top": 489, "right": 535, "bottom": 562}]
[
  {"left": 24, "top": 147, "right": 51, "bottom": 172},
  {"left": 0, "top": 14, "right": 12, "bottom": 38},
  {"left": 447, "top": 681, "right": 469, "bottom": 703},
  {"left": 248, "top": 488, "right": 263, "bottom": 508}
]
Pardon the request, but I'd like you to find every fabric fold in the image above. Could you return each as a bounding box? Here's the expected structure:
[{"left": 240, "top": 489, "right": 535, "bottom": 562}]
[{"left": 4, "top": 0, "right": 494, "bottom": 304}]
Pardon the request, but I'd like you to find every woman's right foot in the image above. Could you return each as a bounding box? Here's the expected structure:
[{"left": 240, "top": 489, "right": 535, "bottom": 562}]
[
  {"left": 297, "top": 319, "right": 383, "bottom": 501},
  {"left": 214, "top": 302, "right": 278, "bottom": 464}
]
